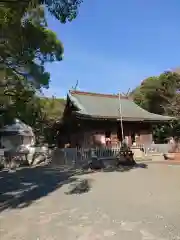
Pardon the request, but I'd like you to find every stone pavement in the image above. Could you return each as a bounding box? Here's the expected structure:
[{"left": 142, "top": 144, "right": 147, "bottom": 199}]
[{"left": 0, "top": 164, "right": 180, "bottom": 239}]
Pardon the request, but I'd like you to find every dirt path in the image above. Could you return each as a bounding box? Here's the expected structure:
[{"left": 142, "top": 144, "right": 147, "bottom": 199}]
[{"left": 0, "top": 164, "right": 180, "bottom": 239}]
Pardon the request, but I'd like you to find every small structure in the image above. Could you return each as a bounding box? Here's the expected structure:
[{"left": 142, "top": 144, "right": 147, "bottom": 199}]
[
  {"left": 0, "top": 119, "right": 35, "bottom": 149},
  {"left": 60, "top": 90, "right": 173, "bottom": 148}
]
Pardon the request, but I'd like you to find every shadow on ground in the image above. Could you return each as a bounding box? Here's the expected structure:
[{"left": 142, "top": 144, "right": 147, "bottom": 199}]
[
  {"left": 102, "top": 163, "right": 148, "bottom": 172},
  {"left": 0, "top": 162, "right": 147, "bottom": 212},
  {"left": 0, "top": 165, "right": 89, "bottom": 212},
  {"left": 65, "top": 178, "right": 93, "bottom": 195}
]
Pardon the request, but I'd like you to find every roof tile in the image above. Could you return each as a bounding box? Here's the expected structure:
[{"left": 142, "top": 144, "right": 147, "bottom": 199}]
[{"left": 69, "top": 90, "right": 173, "bottom": 121}]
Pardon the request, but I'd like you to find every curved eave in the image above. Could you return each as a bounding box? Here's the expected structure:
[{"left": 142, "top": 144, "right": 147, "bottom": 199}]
[
  {"left": 68, "top": 92, "right": 88, "bottom": 114},
  {"left": 73, "top": 111, "right": 175, "bottom": 122},
  {"left": 68, "top": 91, "right": 175, "bottom": 122}
]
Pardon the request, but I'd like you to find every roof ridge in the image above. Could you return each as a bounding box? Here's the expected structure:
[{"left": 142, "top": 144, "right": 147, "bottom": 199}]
[{"left": 69, "top": 90, "right": 129, "bottom": 99}]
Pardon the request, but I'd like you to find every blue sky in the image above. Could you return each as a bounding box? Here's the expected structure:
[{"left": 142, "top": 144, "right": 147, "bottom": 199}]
[{"left": 44, "top": 0, "right": 180, "bottom": 98}]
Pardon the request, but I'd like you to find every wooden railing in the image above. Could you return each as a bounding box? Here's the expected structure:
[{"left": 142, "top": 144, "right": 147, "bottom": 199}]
[
  {"left": 51, "top": 144, "right": 174, "bottom": 166},
  {"left": 1, "top": 143, "right": 178, "bottom": 167}
]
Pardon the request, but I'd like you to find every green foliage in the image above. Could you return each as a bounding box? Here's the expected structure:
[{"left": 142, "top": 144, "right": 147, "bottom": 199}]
[
  {"left": 0, "top": 0, "right": 81, "bottom": 133},
  {"left": 38, "top": 97, "right": 66, "bottom": 144},
  {"left": 131, "top": 71, "right": 180, "bottom": 142},
  {"left": 40, "top": 97, "right": 66, "bottom": 120},
  {"left": 42, "top": 0, "right": 82, "bottom": 23},
  {"left": 0, "top": 0, "right": 82, "bottom": 87},
  {"left": 0, "top": 90, "right": 66, "bottom": 143},
  {"left": 152, "top": 124, "right": 171, "bottom": 143},
  {"left": 132, "top": 71, "right": 180, "bottom": 114},
  {"left": 0, "top": 2, "right": 64, "bottom": 89}
]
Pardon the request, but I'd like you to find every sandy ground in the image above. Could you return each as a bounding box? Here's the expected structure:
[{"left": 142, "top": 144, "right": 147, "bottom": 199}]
[{"left": 0, "top": 163, "right": 180, "bottom": 240}]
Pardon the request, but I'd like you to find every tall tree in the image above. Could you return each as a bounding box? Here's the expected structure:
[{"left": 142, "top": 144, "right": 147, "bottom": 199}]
[
  {"left": 131, "top": 71, "right": 180, "bottom": 142},
  {"left": 38, "top": 97, "right": 66, "bottom": 144},
  {"left": 132, "top": 71, "right": 180, "bottom": 115},
  {"left": 0, "top": 0, "right": 82, "bottom": 127},
  {"left": 0, "top": 0, "right": 82, "bottom": 87}
]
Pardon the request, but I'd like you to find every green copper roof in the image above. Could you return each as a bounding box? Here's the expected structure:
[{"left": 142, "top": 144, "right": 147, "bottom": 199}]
[{"left": 68, "top": 91, "right": 174, "bottom": 122}]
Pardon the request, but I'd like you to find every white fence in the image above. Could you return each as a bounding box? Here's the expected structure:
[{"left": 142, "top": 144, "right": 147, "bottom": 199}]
[
  {"left": 52, "top": 147, "right": 121, "bottom": 166},
  {"left": 51, "top": 144, "right": 173, "bottom": 166},
  {"left": 141, "top": 144, "right": 172, "bottom": 155},
  {"left": 0, "top": 143, "right": 174, "bottom": 167}
]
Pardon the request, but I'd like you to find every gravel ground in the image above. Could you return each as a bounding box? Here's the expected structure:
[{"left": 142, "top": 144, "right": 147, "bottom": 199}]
[{"left": 0, "top": 163, "right": 180, "bottom": 240}]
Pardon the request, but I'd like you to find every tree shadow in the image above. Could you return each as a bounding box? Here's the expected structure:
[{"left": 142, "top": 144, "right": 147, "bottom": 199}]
[
  {"left": 0, "top": 165, "right": 89, "bottom": 212},
  {"left": 99, "top": 162, "right": 148, "bottom": 173},
  {"left": 0, "top": 161, "right": 148, "bottom": 212},
  {"left": 79, "top": 156, "right": 148, "bottom": 173},
  {"left": 65, "top": 179, "right": 92, "bottom": 195}
]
